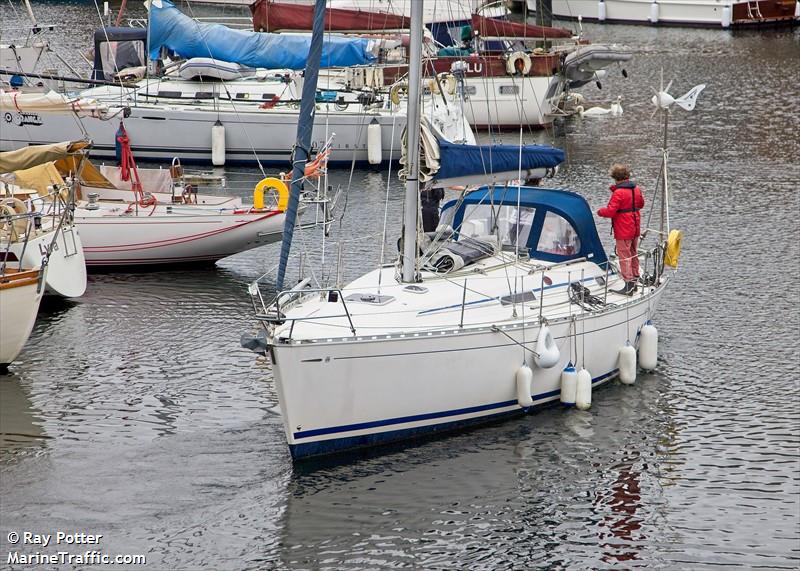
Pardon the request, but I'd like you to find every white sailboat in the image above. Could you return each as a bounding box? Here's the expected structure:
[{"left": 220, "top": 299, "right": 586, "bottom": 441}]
[
  {"left": 0, "top": 1, "right": 480, "bottom": 167},
  {"left": 246, "top": 0, "right": 701, "bottom": 460},
  {"left": 0, "top": 261, "right": 45, "bottom": 368},
  {"left": 1, "top": 141, "right": 88, "bottom": 298},
  {"left": 2, "top": 140, "right": 325, "bottom": 267}
]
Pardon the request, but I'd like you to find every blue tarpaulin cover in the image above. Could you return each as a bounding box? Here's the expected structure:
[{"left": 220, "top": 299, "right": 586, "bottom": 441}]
[
  {"left": 435, "top": 141, "right": 565, "bottom": 181},
  {"left": 148, "top": 0, "right": 377, "bottom": 69}
]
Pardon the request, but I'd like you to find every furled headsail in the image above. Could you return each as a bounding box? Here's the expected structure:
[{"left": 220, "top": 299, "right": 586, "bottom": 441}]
[{"left": 148, "top": 0, "right": 378, "bottom": 70}]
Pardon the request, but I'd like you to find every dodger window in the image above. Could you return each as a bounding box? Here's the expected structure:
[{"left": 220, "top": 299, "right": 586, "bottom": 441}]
[
  {"left": 537, "top": 211, "right": 580, "bottom": 256},
  {"left": 457, "top": 204, "right": 536, "bottom": 250}
]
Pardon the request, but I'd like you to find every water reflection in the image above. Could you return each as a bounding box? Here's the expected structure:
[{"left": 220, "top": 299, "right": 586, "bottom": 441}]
[
  {"left": 273, "top": 372, "right": 678, "bottom": 569},
  {"left": 598, "top": 448, "right": 644, "bottom": 564},
  {"left": 0, "top": 4, "right": 797, "bottom": 568},
  {"left": 0, "top": 375, "right": 49, "bottom": 451}
]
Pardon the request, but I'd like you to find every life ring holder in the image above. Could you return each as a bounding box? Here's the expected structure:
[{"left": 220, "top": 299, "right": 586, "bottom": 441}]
[
  {"left": 389, "top": 83, "right": 408, "bottom": 106},
  {"left": 664, "top": 229, "right": 683, "bottom": 268},
  {"left": 506, "top": 51, "right": 532, "bottom": 76},
  {"left": 254, "top": 177, "right": 289, "bottom": 211}
]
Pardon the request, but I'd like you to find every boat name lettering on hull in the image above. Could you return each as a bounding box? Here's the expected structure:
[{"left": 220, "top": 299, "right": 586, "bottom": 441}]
[{"left": 4, "top": 111, "right": 42, "bottom": 127}]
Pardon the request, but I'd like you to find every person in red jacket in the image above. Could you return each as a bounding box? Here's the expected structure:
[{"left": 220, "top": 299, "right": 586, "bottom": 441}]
[{"left": 597, "top": 164, "right": 645, "bottom": 295}]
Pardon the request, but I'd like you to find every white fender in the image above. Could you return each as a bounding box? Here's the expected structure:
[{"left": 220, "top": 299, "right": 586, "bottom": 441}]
[
  {"left": 721, "top": 4, "right": 732, "bottom": 27},
  {"left": 639, "top": 322, "right": 659, "bottom": 371},
  {"left": 367, "top": 118, "right": 382, "bottom": 165},
  {"left": 649, "top": 0, "right": 659, "bottom": 23},
  {"left": 211, "top": 120, "right": 226, "bottom": 166},
  {"left": 598, "top": 0, "right": 607, "bottom": 21},
  {"left": 560, "top": 364, "right": 577, "bottom": 406},
  {"left": 619, "top": 343, "right": 637, "bottom": 384},
  {"left": 534, "top": 325, "right": 560, "bottom": 369},
  {"left": 516, "top": 364, "right": 534, "bottom": 408},
  {"left": 576, "top": 368, "right": 592, "bottom": 410}
]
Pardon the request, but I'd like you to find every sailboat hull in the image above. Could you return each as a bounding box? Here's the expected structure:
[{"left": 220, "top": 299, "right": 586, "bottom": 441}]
[
  {"left": 74, "top": 209, "right": 286, "bottom": 266},
  {"left": 0, "top": 103, "right": 405, "bottom": 166},
  {"left": 0, "top": 268, "right": 45, "bottom": 367},
  {"left": 271, "top": 286, "right": 664, "bottom": 459},
  {"left": 6, "top": 224, "right": 87, "bottom": 298}
]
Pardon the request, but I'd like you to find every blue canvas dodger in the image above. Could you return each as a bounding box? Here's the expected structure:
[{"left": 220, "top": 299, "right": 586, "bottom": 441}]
[{"left": 148, "top": 0, "right": 377, "bottom": 70}]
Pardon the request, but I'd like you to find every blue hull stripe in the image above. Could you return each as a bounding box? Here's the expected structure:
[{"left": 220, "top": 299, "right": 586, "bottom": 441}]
[{"left": 290, "top": 370, "right": 618, "bottom": 457}]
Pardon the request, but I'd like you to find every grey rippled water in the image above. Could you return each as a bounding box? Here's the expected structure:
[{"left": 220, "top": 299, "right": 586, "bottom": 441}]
[{"left": 1, "top": 2, "right": 799, "bottom": 569}]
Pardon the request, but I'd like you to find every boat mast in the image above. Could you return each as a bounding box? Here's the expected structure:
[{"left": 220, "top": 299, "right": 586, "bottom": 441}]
[
  {"left": 401, "top": 0, "right": 423, "bottom": 283},
  {"left": 660, "top": 108, "right": 671, "bottom": 235},
  {"left": 276, "top": 0, "right": 328, "bottom": 291},
  {"left": 22, "top": 0, "right": 38, "bottom": 29}
]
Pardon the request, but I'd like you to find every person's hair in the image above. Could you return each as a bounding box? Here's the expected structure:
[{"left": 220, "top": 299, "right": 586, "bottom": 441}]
[{"left": 609, "top": 163, "right": 631, "bottom": 182}]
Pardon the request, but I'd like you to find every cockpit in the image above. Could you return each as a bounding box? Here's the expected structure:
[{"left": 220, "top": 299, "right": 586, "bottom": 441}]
[{"left": 423, "top": 186, "right": 607, "bottom": 273}]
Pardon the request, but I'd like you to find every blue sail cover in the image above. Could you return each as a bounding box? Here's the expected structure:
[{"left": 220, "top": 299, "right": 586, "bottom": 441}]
[
  {"left": 435, "top": 141, "right": 565, "bottom": 181},
  {"left": 148, "top": 0, "right": 376, "bottom": 69}
]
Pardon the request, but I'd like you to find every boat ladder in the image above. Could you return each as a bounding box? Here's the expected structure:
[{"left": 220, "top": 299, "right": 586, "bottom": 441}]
[
  {"left": 746, "top": 0, "right": 764, "bottom": 19},
  {"left": 59, "top": 225, "right": 80, "bottom": 258}
]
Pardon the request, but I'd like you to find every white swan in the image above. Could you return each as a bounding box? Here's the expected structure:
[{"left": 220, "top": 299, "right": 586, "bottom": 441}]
[{"left": 576, "top": 96, "right": 623, "bottom": 118}]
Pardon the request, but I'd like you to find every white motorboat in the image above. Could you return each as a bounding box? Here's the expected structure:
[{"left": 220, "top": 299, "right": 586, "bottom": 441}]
[
  {"left": 525, "top": 0, "right": 799, "bottom": 27},
  {"left": 246, "top": 0, "right": 696, "bottom": 460},
  {"left": 5, "top": 140, "right": 323, "bottom": 267},
  {"left": 0, "top": 264, "right": 45, "bottom": 368},
  {"left": 1, "top": 141, "right": 88, "bottom": 298}
]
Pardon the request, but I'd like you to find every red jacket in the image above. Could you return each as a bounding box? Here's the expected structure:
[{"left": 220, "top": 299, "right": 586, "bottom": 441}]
[{"left": 597, "top": 180, "right": 645, "bottom": 240}]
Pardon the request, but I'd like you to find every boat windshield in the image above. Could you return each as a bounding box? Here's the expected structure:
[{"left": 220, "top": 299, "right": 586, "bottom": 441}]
[
  {"left": 98, "top": 40, "right": 145, "bottom": 79},
  {"left": 537, "top": 210, "right": 581, "bottom": 256},
  {"left": 447, "top": 203, "right": 535, "bottom": 250}
]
